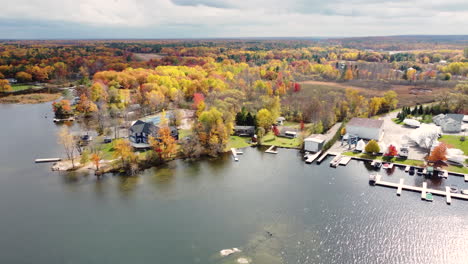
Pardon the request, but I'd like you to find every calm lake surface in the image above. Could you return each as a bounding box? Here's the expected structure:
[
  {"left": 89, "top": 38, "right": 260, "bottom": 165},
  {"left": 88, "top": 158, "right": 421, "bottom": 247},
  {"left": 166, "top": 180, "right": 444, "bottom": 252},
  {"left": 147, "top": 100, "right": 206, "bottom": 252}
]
[{"left": 1, "top": 102, "right": 468, "bottom": 264}]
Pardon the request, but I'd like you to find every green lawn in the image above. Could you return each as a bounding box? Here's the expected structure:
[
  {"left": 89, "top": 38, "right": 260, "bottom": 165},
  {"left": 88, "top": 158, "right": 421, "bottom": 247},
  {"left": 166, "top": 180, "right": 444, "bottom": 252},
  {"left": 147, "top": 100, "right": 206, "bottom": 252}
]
[
  {"left": 261, "top": 132, "right": 302, "bottom": 149},
  {"left": 97, "top": 141, "right": 116, "bottom": 160},
  {"left": 11, "top": 84, "right": 33, "bottom": 92},
  {"left": 227, "top": 136, "right": 251, "bottom": 149},
  {"left": 343, "top": 151, "right": 425, "bottom": 166},
  {"left": 439, "top": 135, "right": 468, "bottom": 155}
]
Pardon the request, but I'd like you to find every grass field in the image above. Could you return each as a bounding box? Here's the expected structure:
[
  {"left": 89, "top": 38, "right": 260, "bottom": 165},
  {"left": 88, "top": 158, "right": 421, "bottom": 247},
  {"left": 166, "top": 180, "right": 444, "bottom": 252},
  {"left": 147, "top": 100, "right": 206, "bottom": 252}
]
[
  {"left": 11, "top": 84, "right": 33, "bottom": 92},
  {"left": 261, "top": 132, "right": 302, "bottom": 148},
  {"left": 178, "top": 129, "right": 192, "bottom": 140},
  {"left": 439, "top": 135, "right": 468, "bottom": 155}
]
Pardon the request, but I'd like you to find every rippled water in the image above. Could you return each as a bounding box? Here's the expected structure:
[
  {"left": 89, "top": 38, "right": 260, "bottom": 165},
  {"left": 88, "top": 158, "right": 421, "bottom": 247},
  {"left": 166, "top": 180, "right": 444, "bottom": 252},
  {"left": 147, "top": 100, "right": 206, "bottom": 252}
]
[{"left": 1, "top": 103, "right": 468, "bottom": 264}]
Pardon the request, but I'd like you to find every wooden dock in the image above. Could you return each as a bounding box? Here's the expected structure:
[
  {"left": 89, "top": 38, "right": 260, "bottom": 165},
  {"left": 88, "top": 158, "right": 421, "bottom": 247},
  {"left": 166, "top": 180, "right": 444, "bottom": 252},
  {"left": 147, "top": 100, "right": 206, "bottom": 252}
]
[
  {"left": 35, "top": 158, "right": 61, "bottom": 163},
  {"left": 339, "top": 156, "right": 352, "bottom": 166},
  {"left": 265, "top": 145, "right": 278, "bottom": 154},
  {"left": 230, "top": 148, "right": 239, "bottom": 161},
  {"left": 305, "top": 151, "right": 321, "bottom": 164},
  {"left": 317, "top": 151, "right": 339, "bottom": 164},
  {"left": 374, "top": 175, "right": 468, "bottom": 204},
  {"left": 330, "top": 154, "right": 342, "bottom": 167}
]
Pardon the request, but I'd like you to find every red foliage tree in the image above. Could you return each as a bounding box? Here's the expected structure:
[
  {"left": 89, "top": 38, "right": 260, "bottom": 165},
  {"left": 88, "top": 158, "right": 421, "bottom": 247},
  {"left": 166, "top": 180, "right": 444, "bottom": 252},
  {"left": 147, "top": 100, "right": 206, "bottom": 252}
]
[
  {"left": 192, "top": 93, "right": 205, "bottom": 109},
  {"left": 428, "top": 143, "right": 448, "bottom": 162},
  {"left": 273, "top": 125, "right": 280, "bottom": 136},
  {"left": 385, "top": 145, "right": 398, "bottom": 157},
  {"left": 293, "top": 82, "right": 301, "bottom": 92},
  {"left": 300, "top": 120, "right": 305, "bottom": 131}
]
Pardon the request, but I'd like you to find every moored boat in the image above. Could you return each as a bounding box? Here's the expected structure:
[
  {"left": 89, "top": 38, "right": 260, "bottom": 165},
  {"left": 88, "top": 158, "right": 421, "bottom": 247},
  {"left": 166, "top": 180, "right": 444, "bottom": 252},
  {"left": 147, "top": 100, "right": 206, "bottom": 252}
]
[{"left": 425, "top": 193, "right": 434, "bottom": 202}]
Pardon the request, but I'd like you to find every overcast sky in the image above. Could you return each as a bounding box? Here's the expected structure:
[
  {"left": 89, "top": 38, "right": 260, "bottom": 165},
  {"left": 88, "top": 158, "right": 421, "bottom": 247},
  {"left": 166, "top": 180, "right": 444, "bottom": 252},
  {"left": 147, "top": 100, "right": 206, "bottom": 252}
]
[{"left": 0, "top": 0, "right": 467, "bottom": 39}]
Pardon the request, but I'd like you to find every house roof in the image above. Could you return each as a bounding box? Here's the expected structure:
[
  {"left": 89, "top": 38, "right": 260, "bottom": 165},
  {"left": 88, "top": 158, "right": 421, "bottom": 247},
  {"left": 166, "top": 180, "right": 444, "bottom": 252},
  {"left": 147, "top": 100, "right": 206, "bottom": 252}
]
[
  {"left": 446, "top": 114, "right": 464, "bottom": 122},
  {"left": 234, "top": 126, "right": 255, "bottom": 130},
  {"left": 348, "top": 118, "right": 384, "bottom": 129},
  {"left": 130, "top": 120, "right": 155, "bottom": 135}
]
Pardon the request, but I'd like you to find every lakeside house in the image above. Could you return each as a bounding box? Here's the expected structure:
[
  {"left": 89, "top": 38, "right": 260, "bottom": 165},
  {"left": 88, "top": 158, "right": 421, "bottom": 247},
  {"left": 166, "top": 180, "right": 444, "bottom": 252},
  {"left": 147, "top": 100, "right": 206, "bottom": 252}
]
[
  {"left": 234, "top": 126, "right": 255, "bottom": 137},
  {"left": 433, "top": 113, "right": 464, "bottom": 133},
  {"left": 6, "top": 78, "right": 17, "bottom": 84},
  {"left": 346, "top": 118, "right": 384, "bottom": 140},
  {"left": 129, "top": 120, "right": 178, "bottom": 149},
  {"left": 279, "top": 127, "right": 298, "bottom": 138}
]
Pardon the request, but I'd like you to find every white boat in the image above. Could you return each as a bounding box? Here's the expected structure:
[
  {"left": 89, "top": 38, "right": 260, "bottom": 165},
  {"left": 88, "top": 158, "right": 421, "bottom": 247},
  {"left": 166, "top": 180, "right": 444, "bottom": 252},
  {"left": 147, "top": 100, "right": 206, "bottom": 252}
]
[
  {"left": 403, "top": 118, "right": 421, "bottom": 128},
  {"left": 405, "top": 166, "right": 410, "bottom": 172},
  {"left": 449, "top": 185, "right": 459, "bottom": 193}
]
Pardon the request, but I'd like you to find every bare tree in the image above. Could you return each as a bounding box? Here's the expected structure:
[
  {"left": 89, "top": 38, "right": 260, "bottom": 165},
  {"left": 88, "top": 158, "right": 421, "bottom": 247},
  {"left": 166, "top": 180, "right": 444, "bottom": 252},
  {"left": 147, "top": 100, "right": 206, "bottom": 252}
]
[{"left": 58, "top": 126, "right": 77, "bottom": 168}]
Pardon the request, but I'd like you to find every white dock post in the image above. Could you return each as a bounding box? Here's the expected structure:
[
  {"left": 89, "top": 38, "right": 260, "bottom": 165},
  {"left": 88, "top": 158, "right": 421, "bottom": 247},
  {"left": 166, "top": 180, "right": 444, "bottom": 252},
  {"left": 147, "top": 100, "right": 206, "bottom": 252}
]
[
  {"left": 397, "top": 179, "right": 404, "bottom": 196},
  {"left": 446, "top": 186, "right": 452, "bottom": 205},
  {"left": 421, "top": 182, "right": 427, "bottom": 200}
]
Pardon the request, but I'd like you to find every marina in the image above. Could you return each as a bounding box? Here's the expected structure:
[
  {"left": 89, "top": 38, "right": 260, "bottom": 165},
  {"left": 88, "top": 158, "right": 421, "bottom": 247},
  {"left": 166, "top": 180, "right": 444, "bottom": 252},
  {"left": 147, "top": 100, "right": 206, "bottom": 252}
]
[{"left": 373, "top": 174, "right": 468, "bottom": 204}]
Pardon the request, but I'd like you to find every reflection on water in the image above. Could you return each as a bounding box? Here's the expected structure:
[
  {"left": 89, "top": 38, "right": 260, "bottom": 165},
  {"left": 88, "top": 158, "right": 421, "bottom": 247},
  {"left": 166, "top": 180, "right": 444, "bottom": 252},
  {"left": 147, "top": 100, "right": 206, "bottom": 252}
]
[{"left": 2, "top": 103, "right": 468, "bottom": 264}]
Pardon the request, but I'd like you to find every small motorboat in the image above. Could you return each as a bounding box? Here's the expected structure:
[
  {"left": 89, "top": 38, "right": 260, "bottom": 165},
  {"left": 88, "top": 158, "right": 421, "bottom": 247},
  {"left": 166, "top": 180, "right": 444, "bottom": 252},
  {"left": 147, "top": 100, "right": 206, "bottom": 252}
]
[
  {"left": 449, "top": 185, "right": 459, "bottom": 193},
  {"left": 371, "top": 160, "right": 382, "bottom": 169},
  {"left": 405, "top": 166, "right": 410, "bottom": 172},
  {"left": 461, "top": 189, "right": 468, "bottom": 195},
  {"left": 382, "top": 163, "right": 393, "bottom": 169},
  {"left": 369, "top": 174, "right": 378, "bottom": 184},
  {"left": 417, "top": 168, "right": 423, "bottom": 175},
  {"left": 425, "top": 193, "right": 434, "bottom": 202},
  {"left": 409, "top": 167, "right": 415, "bottom": 175}
]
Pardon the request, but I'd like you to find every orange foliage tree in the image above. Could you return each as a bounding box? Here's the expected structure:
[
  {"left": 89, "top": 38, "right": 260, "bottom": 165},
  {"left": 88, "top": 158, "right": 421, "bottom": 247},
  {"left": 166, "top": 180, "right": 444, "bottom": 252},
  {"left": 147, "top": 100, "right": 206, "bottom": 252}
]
[
  {"left": 52, "top": 100, "right": 72, "bottom": 118},
  {"left": 385, "top": 145, "right": 398, "bottom": 157},
  {"left": 427, "top": 143, "right": 447, "bottom": 162}
]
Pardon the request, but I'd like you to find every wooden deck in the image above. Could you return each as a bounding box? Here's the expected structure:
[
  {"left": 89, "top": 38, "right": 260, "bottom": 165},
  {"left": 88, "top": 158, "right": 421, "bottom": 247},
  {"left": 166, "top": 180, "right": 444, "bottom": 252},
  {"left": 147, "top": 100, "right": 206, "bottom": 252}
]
[
  {"left": 317, "top": 151, "right": 339, "bottom": 164},
  {"left": 374, "top": 175, "right": 468, "bottom": 204}
]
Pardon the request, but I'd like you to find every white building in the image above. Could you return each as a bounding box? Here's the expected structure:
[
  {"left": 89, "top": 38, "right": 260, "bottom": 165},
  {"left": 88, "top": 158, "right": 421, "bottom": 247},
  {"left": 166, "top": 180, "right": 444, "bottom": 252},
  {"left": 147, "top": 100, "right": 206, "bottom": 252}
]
[
  {"left": 346, "top": 118, "right": 384, "bottom": 140},
  {"left": 433, "top": 113, "right": 464, "bottom": 133},
  {"left": 304, "top": 136, "right": 325, "bottom": 152}
]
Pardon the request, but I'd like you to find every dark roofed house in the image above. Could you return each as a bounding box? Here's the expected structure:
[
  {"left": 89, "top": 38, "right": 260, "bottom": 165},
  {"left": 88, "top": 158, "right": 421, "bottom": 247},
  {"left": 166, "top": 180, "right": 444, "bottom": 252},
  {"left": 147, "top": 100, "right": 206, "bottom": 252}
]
[
  {"left": 234, "top": 126, "right": 255, "bottom": 137},
  {"left": 346, "top": 117, "right": 384, "bottom": 140},
  {"left": 129, "top": 120, "right": 179, "bottom": 149}
]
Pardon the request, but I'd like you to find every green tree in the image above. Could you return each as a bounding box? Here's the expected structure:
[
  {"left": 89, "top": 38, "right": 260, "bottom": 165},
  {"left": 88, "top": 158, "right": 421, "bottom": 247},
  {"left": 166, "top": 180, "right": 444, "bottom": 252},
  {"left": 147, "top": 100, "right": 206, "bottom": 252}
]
[{"left": 365, "top": 140, "right": 380, "bottom": 154}]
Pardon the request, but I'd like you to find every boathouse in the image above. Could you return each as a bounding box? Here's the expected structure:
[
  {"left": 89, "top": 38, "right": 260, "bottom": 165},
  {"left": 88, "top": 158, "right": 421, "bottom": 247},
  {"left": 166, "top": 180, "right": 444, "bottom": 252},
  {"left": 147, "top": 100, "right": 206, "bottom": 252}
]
[{"left": 346, "top": 118, "right": 384, "bottom": 140}]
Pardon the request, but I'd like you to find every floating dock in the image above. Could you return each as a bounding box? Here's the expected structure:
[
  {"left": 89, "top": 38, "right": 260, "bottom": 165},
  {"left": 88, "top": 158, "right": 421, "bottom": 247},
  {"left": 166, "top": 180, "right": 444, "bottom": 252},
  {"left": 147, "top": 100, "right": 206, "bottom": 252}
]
[
  {"left": 265, "top": 145, "right": 278, "bottom": 154},
  {"left": 230, "top": 148, "right": 239, "bottom": 161},
  {"left": 305, "top": 151, "right": 322, "bottom": 164},
  {"left": 35, "top": 158, "right": 61, "bottom": 163},
  {"left": 373, "top": 175, "right": 468, "bottom": 204}
]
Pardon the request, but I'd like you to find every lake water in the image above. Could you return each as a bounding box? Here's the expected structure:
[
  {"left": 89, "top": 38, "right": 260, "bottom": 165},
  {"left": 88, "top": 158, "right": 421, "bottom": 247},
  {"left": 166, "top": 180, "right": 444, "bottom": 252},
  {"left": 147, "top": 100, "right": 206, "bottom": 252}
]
[{"left": 1, "top": 102, "right": 468, "bottom": 264}]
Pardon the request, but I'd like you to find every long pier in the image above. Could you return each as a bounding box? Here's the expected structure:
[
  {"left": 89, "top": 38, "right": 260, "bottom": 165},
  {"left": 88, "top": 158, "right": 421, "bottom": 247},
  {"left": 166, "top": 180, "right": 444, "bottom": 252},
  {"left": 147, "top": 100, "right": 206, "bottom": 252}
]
[
  {"left": 374, "top": 175, "right": 468, "bottom": 204},
  {"left": 35, "top": 158, "right": 61, "bottom": 163},
  {"left": 317, "top": 151, "right": 339, "bottom": 164}
]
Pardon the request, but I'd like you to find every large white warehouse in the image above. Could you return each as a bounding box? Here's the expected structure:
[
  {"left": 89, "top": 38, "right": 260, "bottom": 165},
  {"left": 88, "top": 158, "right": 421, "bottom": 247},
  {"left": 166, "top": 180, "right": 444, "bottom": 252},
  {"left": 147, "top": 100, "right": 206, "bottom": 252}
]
[{"left": 346, "top": 118, "right": 384, "bottom": 140}]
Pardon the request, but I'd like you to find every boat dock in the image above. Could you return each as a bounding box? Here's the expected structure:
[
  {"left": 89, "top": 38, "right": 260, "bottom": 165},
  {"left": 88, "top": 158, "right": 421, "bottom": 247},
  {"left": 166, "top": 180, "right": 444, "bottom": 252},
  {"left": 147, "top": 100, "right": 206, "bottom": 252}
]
[
  {"left": 35, "top": 158, "right": 61, "bottom": 163},
  {"left": 265, "top": 145, "right": 278, "bottom": 154},
  {"left": 330, "top": 154, "right": 342, "bottom": 167},
  {"left": 374, "top": 175, "right": 468, "bottom": 204},
  {"left": 339, "top": 156, "right": 352, "bottom": 166},
  {"left": 317, "top": 151, "right": 339, "bottom": 164},
  {"left": 230, "top": 148, "right": 239, "bottom": 161},
  {"left": 305, "top": 151, "right": 322, "bottom": 164}
]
